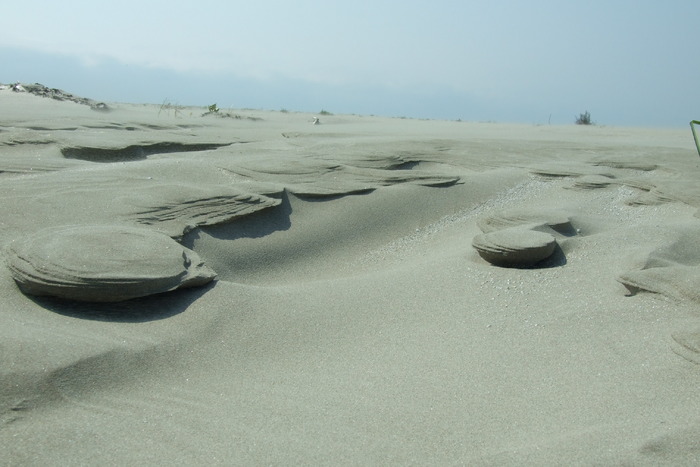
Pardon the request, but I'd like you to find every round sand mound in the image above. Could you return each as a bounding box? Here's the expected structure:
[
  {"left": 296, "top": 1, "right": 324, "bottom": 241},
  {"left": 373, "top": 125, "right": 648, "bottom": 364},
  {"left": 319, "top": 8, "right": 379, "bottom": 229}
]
[
  {"left": 472, "top": 228, "right": 557, "bottom": 267},
  {"left": 5, "top": 225, "right": 216, "bottom": 302}
]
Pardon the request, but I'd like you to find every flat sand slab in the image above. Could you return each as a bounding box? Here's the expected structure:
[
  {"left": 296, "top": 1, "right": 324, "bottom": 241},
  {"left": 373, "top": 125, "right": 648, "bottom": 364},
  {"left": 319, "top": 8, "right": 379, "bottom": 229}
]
[{"left": 2, "top": 88, "right": 700, "bottom": 465}]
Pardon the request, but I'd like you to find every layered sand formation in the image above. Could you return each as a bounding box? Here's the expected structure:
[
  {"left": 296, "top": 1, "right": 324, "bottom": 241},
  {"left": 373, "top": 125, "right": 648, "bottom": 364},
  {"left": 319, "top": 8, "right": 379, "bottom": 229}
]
[
  {"left": 6, "top": 225, "right": 216, "bottom": 302},
  {"left": 1, "top": 86, "right": 700, "bottom": 465}
]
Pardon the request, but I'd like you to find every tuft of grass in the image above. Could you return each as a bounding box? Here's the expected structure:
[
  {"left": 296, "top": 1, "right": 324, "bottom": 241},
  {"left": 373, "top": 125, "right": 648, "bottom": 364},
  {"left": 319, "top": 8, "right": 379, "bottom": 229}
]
[
  {"left": 319, "top": 109, "right": 333, "bottom": 116},
  {"left": 575, "top": 110, "right": 593, "bottom": 125},
  {"left": 158, "top": 99, "right": 184, "bottom": 117}
]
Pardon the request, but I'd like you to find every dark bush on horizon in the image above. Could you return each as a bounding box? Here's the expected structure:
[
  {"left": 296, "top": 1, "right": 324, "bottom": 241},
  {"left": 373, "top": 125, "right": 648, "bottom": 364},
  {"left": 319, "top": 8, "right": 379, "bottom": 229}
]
[{"left": 576, "top": 111, "right": 593, "bottom": 125}]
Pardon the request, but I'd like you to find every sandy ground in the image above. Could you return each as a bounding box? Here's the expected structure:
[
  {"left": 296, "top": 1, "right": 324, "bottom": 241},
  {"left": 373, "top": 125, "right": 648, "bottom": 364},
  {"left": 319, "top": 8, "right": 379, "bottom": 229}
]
[{"left": 1, "top": 88, "right": 700, "bottom": 465}]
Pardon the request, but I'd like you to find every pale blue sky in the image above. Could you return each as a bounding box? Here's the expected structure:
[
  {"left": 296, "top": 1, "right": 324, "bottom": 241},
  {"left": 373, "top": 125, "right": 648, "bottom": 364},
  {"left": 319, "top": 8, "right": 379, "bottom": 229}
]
[{"left": 2, "top": 0, "right": 698, "bottom": 126}]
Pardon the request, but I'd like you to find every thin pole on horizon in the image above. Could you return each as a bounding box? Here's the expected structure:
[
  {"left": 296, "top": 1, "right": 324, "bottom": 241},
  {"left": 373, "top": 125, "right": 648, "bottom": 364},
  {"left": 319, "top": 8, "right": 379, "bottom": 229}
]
[{"left": 691, "top": 120, "right": 700, "bottom": 157}]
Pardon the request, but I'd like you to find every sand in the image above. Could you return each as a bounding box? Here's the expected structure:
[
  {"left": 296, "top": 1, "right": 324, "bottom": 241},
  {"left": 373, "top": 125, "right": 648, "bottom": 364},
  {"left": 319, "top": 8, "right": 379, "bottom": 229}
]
[{"left": 1, "top": 86, "right": 700, "bottom": 465}]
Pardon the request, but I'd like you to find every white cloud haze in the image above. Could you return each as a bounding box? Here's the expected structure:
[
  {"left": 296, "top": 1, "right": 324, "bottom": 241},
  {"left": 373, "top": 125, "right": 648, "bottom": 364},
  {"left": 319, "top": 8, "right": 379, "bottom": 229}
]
[{"left": 2, "top": 0, "right": 698, "bottom": 126}]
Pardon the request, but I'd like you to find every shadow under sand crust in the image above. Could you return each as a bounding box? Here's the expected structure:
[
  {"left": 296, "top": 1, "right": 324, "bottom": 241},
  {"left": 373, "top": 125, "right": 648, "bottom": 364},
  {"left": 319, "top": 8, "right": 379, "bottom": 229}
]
[{"left": 2, "top": 86, "right": 700, "bottom": 465}]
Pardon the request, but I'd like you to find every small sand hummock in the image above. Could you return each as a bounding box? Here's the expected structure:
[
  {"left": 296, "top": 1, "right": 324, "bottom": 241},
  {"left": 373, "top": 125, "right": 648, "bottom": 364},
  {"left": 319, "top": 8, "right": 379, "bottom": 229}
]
[{"left": 472, "top": 227, "right": 557, "bottom": 267}]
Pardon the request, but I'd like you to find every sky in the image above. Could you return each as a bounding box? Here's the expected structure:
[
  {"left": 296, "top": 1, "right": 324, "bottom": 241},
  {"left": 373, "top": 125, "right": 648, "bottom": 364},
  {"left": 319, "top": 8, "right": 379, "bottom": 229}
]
[{"left": 1, "top": 0, "right": 699, "bottom": 126}]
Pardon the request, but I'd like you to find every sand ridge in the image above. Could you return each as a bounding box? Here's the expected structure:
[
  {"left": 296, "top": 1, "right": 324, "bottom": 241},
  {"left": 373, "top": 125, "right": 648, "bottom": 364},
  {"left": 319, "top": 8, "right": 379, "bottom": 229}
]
[{"left": 2, "top": 87, "right": 700, "bottom": 464}]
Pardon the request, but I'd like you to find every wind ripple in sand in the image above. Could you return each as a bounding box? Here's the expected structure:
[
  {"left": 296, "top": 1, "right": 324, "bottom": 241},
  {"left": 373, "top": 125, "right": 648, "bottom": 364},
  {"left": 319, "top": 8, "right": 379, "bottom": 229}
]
[
  {"left": 220, "top": 156, "right": 460, "bottom": 197},
  {"left": 591, "top": 157, "right": 658, "bottom": 172},
  {"left": 637, "top": 424, "right": 700, "bottom": 463},
  {"left": 528, "top": 162, "right": 616, "bottom": 179},
  {"left": 61, "top": 142, "right": 235, "bottom": 163},
  {"left": 625, "top": 187, "right": 680, "bottom": 206},
  {"left": 5, "top": 225, "right": 216, "bottom": 302},
  {"left": 126, "top": 186, "right": 281, "bottom": 238},
  {"left": 625, "top": 179, "right": 700, "bottom": 212},
  {"left": 567, "top": 174, "right": 616, "bottom": 190},
  {"left": 617, "top": 227, "right": 700, "bottom": 304},
  {"left": 0, "top": 162, "right": 282, "bottom": 240},
  {"left": 476, "top": 207, "right": 574, "bottom": 234},
  {"left": 671, "top": 331, "right": 700, "bottom": 365}
]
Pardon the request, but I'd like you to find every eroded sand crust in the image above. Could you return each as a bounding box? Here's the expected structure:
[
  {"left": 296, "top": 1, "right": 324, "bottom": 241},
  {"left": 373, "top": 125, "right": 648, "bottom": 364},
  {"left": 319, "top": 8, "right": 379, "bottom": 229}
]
[
  {"left": 6, "top": 225, "right": 216, "bottom": 302},
  {"left": 472, "top": 227, "right": 558, "bottom": 266}
]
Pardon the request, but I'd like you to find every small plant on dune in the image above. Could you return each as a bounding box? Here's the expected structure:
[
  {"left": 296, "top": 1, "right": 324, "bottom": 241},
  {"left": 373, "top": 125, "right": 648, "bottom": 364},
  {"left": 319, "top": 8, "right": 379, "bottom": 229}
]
[
  {"left": 158, "top": 99, "right": 183, "bottom": 117},
  {"left": 575, "top": 110, "right": 593, "bottom": 125},
  {"left": 201, "top": 103, "right": 248, "bottom": 119},
  {"left": 319, "top": 109, "right": 333, "bottom": 116}
]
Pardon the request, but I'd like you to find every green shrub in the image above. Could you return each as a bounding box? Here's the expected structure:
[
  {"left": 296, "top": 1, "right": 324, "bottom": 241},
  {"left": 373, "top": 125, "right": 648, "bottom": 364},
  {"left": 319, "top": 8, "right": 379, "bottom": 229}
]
[{"left": 575, "top": 111, "right": 592, "bottom": 125}]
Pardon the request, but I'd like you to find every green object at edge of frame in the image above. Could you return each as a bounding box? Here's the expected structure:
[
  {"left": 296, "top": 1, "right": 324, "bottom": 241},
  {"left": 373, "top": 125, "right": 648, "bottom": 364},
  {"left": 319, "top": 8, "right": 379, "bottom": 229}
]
[{"left": 691, "top": 120, "right": 700, "bottom": 157}]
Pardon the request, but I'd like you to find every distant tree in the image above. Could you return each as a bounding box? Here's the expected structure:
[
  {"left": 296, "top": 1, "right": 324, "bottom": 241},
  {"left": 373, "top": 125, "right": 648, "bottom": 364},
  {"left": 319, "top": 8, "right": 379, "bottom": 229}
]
[{"left": 575, "top": 110, "right": 593, "bottom": 125}]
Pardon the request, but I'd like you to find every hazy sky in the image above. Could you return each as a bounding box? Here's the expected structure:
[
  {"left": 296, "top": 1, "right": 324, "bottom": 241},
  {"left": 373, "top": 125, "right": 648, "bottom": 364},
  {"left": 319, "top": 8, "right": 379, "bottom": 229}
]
[{"left": 2, "top": 0, "right": 698, "bottom": 126}]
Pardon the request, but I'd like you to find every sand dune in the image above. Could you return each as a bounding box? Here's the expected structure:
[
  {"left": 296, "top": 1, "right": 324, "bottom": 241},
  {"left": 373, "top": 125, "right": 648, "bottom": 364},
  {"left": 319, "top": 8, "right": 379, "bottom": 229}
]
[{"left": 2, "top": 87, "right": 700, "bottom": 465}]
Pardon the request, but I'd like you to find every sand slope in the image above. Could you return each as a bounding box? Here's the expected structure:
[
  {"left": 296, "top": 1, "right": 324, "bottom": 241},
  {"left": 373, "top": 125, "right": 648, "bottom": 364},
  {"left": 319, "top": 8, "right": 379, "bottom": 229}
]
[{"left": 2, "top": 88, "right": 700, "bottom": 465}]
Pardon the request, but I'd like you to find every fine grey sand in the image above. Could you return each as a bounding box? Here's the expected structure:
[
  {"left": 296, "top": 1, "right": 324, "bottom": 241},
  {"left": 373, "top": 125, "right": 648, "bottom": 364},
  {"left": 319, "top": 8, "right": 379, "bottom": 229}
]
[{"left": 2, "top": 87, "right": 700, "bottom": 465}]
